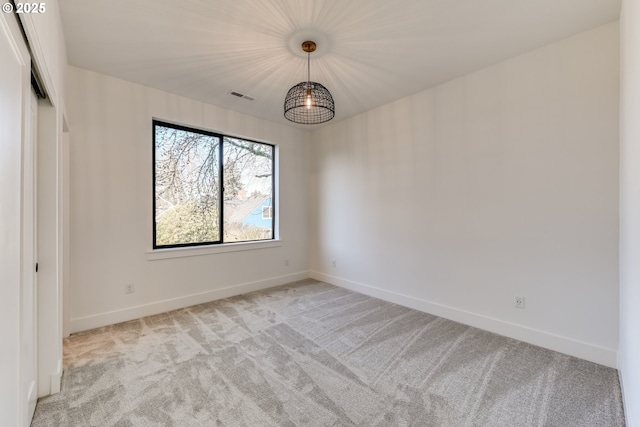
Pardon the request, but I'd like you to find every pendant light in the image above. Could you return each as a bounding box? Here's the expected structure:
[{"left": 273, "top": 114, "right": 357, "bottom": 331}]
[{"left": 284, "top": 41, "right": 335, "bottom": 125}]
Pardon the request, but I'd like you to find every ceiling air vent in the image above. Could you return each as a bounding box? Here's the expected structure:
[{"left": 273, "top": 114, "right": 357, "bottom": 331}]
[{"left": 229, "top": 90, "right": 255, "bottom": 101}]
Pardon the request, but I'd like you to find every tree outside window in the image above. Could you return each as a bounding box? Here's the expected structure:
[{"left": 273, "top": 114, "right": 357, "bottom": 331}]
[{"left": 153, "top": 121, "right": 274, "bottom": 248}]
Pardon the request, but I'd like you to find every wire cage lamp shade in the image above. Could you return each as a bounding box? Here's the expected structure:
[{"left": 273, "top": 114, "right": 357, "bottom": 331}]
[
  {"left": 284, "top": 41, "right": 335, "bottom": 125},
  {"left": 284, "top": 81, "right": 335, "bottom": 124}
]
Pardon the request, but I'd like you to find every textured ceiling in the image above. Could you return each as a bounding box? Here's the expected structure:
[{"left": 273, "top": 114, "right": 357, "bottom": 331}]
[{"left": 59, "top": 0, "right": 620, "bottom": 129}]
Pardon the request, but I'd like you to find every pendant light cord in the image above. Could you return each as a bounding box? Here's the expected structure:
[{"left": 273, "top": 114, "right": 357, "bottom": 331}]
[{"left": 307, "top": 51, "right": 310, "bottom": 89}]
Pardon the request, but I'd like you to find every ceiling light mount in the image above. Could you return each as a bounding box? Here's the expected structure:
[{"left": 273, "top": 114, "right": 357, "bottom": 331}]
[
  {"left": 301, "top": 40, "right": 316, "bottom": 53},
  {"left": 284, "top": 40, "right": 335, "bottom": 125}
]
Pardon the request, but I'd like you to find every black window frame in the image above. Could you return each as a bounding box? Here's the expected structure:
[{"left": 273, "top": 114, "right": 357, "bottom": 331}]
[{"left": 152, "top": 119, "right": 276, "bottom": 249}]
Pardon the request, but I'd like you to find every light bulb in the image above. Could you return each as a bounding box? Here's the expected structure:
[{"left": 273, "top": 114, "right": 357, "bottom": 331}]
[{"left": 306, "top": 88, "right": 312, "bottom": 109}]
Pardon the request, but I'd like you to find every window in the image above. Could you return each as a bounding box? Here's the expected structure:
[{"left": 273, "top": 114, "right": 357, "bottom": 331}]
[{"left": 153, "top": 120, "right": 275, "bottom": 249}]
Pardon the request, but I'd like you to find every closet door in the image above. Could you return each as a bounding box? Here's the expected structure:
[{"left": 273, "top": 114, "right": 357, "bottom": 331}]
[
  {"left": 22, "top": 87, "right": 39, "bottom": 424},
  {"left": 0, "top": 9, "right": 35, "bottom": 427}
]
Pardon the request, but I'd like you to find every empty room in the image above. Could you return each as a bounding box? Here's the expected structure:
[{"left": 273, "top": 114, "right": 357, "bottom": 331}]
[{"left": 1, "top": 0, "right": 639, "bottom": 426}]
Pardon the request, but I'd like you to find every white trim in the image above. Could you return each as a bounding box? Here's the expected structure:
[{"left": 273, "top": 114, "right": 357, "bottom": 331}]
[
  {"left": 70, "top": 271, "right": 309, "bottom": 333},
  {"left": 146, "top": 239, "right": 282, "bottom": 261},
  {"left": 27, "top": 381, "right": 34, "bottom": 403},
  {"left": 310, "top": 271, "right": 618, "bottom": 368},
  {"left": 49, "top": 359, "right": 61, "bottom": 395},
  {"left": 26, "top": 380, "right": 36, "bottom": 422},
  {"left": 17, "top": 14, "right": 57, "bottom": 104},
  {"left": 617, "top": 353, "right": 633, "bottom": 427}
]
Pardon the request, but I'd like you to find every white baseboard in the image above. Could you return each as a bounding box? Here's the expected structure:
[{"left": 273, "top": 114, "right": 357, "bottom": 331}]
[
  {"left": 310, "top": 271, "right": 618, "bottom": 368},
  {"left": 70, "top": 271, "right": 310, "bottom": 334}
]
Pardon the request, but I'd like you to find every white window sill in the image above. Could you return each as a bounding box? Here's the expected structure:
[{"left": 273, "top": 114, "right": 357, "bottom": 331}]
[{"left": 146, "top": 239, "right": 282, "bottom": 261}]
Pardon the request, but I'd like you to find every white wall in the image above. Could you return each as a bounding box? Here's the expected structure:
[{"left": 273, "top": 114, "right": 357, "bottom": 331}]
[
  {"left": 619, "top": 0, "right": 640, "bottom": 424},
  {"left": 66, "top": 66, "right": 311, "bottom": 332},
  {"left": 310, "top": 22, "right": 620, "bottom": 367}
]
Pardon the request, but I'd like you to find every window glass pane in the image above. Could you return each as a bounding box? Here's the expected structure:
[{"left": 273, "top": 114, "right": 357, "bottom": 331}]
[
  {"left": 222, "top": 137, "right": 274, "bottom": 242},
  {"left": 154, "top": 124, "right": 220, "bottom": 246}
]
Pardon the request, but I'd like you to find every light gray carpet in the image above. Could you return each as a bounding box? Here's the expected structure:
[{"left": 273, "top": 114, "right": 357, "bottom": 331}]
[{"left": 31, "top": 279, "right": 625, "bottom": 426}]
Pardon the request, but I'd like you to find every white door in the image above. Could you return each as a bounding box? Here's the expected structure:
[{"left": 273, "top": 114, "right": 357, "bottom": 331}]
[
  {"left": 21, "top": 88, "right": 39, "bottom": 424},
  {"left": 0, "top": 9, "right": 35, "bottom": 427}
]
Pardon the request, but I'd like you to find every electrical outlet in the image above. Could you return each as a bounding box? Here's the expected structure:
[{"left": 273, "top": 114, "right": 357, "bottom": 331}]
[
  {"left": 125, "top": 284, "right": 135, "bottom": 294},
  {"left": 332, "top": 260, "right": 337, "bottom": 268},
  {"left": 284, "top": 259, "right": 289, "bottom": 267},
  {"left": 514, "top": 296, "right": 525, "bottom": 309}
]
